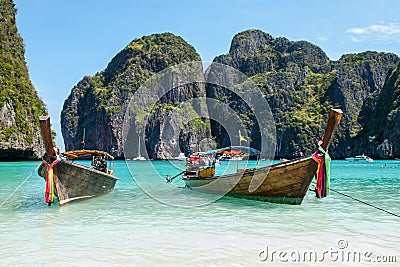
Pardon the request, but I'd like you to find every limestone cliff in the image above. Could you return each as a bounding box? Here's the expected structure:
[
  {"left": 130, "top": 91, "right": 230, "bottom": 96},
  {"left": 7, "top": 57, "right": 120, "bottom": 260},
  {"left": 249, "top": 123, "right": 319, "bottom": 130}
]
[
  {"left": 62, "top": 29, "right": 400, "bottom": 159},
  {"left": 209, "top": 29, "right": 400, "bottom": 159},
  {"left": 354, "top": 62, "right": 400, "bottom": 158},
  {"left": 61, "top": 33, "right": 210, "bottom": 159},
  {"left": 0, "top": 0, "right": 47, "bottom": 160}
]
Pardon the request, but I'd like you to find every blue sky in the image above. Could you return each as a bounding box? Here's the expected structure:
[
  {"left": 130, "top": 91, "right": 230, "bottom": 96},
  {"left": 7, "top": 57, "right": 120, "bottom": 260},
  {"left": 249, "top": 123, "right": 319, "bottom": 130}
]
[{"left": 14, "top": 0, "right": 400, "bottom": 149}]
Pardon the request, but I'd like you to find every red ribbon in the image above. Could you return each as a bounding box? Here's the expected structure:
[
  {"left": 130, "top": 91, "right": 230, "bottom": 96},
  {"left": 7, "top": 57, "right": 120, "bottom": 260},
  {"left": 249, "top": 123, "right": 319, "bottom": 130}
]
[
  {"left": 42, "top": 158, "right": 60, "bottom": 204},
  {"left": 312, "top": 139, "right": 328, "bottom": 198}
]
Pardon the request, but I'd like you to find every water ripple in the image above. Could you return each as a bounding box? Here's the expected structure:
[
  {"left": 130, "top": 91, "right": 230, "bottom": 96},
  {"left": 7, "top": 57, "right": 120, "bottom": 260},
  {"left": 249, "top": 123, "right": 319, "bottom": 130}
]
[{"left": 0, "top": 160, "right": 399, "bottom": 265}]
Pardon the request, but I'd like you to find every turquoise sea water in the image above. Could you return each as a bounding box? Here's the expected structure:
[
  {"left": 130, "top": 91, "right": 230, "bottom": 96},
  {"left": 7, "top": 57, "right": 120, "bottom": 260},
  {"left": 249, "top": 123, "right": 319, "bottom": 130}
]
[{"left": 0, "top": 160, "right": 399, "bottom": 266}]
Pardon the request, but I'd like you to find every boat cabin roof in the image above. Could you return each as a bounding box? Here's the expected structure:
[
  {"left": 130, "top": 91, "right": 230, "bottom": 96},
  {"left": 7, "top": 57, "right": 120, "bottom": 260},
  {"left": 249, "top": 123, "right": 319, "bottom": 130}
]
[
  {"left": 199, "top": 146, "right": 260, "bottom": 156},
  {"left": 62, "top": 150, "right": 114, "bottom": 160}
]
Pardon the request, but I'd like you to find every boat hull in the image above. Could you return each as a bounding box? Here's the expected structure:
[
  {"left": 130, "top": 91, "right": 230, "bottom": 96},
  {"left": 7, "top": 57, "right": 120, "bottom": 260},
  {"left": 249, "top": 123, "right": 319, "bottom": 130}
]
[
  {"left": 182, "top": 108, "right": 343, "bottom": 205},
  {"left": 38, "top": 159, "right": 118, "bottom": 205},
  {"left": 183, "top": 157, "right": 317, "bottom": 205}
]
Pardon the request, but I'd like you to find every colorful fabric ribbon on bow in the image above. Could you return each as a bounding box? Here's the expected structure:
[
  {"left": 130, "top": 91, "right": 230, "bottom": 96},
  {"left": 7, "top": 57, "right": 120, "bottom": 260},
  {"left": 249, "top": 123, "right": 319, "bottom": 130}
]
[
  {"left": 42, "top": 157, "right": 60, "bottom": 204},
  {"left": 312, "top": 145, "right": 331, "bottom": 198}
]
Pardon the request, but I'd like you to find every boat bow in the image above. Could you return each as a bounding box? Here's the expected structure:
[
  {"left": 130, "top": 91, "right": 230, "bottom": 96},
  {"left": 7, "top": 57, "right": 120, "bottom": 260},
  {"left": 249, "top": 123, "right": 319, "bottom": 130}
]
[{"left": 182, "top": 108, "right": 343, "bottom": 204}]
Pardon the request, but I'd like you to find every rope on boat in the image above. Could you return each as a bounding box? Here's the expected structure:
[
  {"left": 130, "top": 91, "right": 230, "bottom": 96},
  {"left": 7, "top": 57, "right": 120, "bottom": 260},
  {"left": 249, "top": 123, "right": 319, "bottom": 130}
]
[
  {"left": 0, "top": 165, "right": 40, "bottom": 208},
  {"left": 329, "top": 188, "right": 400, "bottom": 218}
]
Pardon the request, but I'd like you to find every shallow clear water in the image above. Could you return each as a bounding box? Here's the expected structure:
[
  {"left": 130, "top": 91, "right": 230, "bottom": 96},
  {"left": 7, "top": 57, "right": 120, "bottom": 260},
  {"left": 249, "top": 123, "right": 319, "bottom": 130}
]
[{"left": 0, "top": 160, "right": 399, "bottom": 266}]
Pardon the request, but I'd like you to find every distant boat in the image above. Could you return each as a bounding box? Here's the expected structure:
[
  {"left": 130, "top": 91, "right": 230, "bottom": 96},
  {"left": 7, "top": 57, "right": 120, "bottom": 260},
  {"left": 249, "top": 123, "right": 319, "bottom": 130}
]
[
  {"left": 175, "top": 109, "right": 343, "bottom": 205},
  {"left": 174, "top": 152, "right": 186, "bottom": 161},
  {"left": 229, "top": 156, "right": 243, "bottom": 161},
  {"left": 132, "top": 134, "right": 146, "bottom": 160},
  {"left": 217, "top": 150, "right": 247, "bottom": 161},
  {"left": 38, "top": 116, "right": 118, "bottom": 206},
  {"left": 216, "top": 130, "right": 249, "bottom": 161},
  {"left": 132, "top": 155, "right": 146, "bottom": 161},
  {"left": 345, "top": 154, "right": 374, "bottom": 162}
]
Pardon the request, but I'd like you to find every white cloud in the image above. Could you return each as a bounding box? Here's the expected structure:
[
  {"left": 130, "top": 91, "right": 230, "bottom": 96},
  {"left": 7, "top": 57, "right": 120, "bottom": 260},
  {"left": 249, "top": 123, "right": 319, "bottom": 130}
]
[
  {"left": 347, "top": 21, "right": 400, "bottom": 42},
  {"left": 347, "top": 28, "right": 367, "bottom": 35}
]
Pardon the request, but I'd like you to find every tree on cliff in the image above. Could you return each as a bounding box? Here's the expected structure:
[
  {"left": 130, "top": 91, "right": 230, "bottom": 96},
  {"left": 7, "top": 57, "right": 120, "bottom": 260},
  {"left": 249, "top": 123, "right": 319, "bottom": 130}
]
[{"left": 0, "top": 0, "right": 47, "bottom": 160}]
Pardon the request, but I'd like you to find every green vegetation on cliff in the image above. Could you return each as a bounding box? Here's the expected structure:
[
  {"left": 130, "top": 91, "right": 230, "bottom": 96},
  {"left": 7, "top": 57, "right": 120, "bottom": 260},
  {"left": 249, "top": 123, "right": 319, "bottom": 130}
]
[
  {"left": 61, "top": 33, "right": 206, "bottom": 158},
  {"left": 0, "top": 0, "right": 47, "bottom": 159},
  {"left": 210, "top": 29, "right": 400, "bottom": 158},
  {"left": 61, "top": 29, "right": 400, "bottom": 159}
]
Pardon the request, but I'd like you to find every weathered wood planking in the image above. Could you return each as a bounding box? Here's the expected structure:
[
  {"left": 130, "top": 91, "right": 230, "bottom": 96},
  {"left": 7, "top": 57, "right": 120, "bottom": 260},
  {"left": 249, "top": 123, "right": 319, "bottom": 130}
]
[
  {"left": 183, "top": 109, "right": 343, "bottom": 205},
  {"left": 38, "top": 116, "right": 118, "bottom": 205},
  {"left": 38, "top": 160, "right": 117, "bottom": 205}
]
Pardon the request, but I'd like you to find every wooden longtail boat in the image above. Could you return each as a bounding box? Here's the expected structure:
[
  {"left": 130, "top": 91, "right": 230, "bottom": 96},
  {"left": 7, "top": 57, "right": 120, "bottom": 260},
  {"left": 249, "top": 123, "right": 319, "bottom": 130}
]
[
  {"left": 181, "top": 109, "right": 343, "bottom": 205},
  {"left": 38, "top": 116, "right": 118, "bottom": 205}
]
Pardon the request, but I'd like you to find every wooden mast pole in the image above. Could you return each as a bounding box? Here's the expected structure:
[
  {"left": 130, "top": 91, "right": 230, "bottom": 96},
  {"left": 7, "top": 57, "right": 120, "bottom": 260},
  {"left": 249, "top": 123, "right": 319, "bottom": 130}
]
[
  {"left": 320, "top": 109, "right": 343, "bottom": 151},
  {"left": 38, "top": 116, "right": 66, "bottom": 204},
  {"left": 39, "top": 116, "right": 55, "bottom": 162}
]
